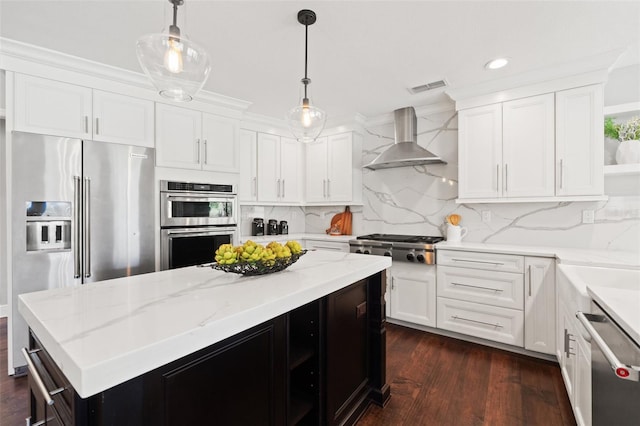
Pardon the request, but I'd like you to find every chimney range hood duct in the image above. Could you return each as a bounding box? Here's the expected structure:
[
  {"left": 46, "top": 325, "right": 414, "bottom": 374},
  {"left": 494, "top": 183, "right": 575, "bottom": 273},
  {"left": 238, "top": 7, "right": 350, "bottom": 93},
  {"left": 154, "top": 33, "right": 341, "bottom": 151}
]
[{"left": 364, "top": 106, "right": 446, "bottom": 170}]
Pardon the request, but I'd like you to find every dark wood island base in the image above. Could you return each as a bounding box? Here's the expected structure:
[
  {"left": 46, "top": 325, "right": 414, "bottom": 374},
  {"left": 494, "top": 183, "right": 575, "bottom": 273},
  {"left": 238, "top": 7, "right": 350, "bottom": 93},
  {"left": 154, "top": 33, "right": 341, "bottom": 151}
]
[{"left": 25, "top": 271, "right": 389, "bottom": 426}]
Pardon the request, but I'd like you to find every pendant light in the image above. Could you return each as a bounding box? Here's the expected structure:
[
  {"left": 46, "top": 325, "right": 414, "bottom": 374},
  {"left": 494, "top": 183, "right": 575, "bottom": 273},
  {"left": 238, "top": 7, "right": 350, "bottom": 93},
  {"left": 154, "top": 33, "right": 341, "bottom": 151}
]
[
  {"left": 286, "top": 9, "right": 327, "bottom": 143},
  {"left": 136, "top": 0, "right": 211, "bottom": 102}
]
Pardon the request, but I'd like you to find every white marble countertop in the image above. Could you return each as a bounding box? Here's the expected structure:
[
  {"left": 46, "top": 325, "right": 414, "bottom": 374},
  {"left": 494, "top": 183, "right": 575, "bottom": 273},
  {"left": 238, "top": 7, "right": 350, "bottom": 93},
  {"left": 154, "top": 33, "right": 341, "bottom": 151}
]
[
  {"left": 18, "top": 251, "right": 390, "bottom": 398},
  {"left": 436, "top": 241, "right": 640, "bottom": 269},
  {"left": 558, "top": 264, "right": 640, "bottom": 345},
  {"left": 239, "top": 233, "right": 355, "bottom": 244}
]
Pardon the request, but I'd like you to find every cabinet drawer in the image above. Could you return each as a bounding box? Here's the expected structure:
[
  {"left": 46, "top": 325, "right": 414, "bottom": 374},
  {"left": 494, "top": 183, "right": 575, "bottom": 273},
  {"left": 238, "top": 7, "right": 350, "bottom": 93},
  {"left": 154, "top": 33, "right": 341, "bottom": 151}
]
[
  {"left": 436, "top": 297, "right": 524, "bottom": 346},
  {"left": 437, "top": 266, "right": 524, "bottom": 310},
  {"left": 304, "top": 240, "right": 349, "bottom": 253},
  {"left": 437, "top": 250, "right": 524, "bottom": 273}
]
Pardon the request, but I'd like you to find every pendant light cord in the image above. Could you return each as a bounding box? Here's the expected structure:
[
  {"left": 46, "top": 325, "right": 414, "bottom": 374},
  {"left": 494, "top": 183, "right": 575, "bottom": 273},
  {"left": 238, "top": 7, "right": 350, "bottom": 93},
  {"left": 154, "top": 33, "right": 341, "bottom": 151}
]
[{"left": 304, "top": 23, "right": 309, "bottom": 99}]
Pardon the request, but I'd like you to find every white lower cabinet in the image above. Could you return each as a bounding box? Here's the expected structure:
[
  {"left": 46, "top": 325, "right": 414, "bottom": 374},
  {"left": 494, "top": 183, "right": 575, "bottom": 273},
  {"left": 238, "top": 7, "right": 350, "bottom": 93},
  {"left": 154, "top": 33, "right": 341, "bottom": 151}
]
[
  {"left": 388, "top": 264, "right": 436, "bottom": 327},
  {"left": 556, "top": 266, "right": 592, "bottom": 426},
  {"left": 436, "top": 297, "right": 524, "bottom": 346},
  {"left": 436, "top": 249, "right": 556, "bottom": 354}
]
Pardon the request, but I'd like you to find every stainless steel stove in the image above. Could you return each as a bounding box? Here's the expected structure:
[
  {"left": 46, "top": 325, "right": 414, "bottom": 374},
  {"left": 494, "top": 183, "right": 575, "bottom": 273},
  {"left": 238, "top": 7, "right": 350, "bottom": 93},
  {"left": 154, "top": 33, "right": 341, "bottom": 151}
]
[{"left": 349, "top": 234, "right": 444, "bottom": 265}]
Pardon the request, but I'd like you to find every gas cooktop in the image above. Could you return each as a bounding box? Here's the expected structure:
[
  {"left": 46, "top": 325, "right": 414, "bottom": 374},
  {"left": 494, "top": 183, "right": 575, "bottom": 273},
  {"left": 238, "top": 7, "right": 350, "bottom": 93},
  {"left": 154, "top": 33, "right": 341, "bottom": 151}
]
[
  {"left": 355, "top": 234, "right": 444, "bottom": 244},
  {"left": 349, "top": 234, "right": 444, "bottom": 265}
]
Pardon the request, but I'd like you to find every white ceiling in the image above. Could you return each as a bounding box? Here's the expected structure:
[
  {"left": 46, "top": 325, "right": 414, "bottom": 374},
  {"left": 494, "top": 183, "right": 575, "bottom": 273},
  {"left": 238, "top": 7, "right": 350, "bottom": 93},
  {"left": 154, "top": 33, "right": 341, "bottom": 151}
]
[{"left": 1, "top": 1, "right": 639, "bottom": 122}]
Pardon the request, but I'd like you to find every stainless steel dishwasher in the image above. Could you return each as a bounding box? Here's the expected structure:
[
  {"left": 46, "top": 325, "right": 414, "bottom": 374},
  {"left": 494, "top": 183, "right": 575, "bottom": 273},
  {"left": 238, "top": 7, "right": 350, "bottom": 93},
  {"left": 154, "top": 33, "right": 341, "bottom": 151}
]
[{"left": 577, "top": 303, "right": 640, "bottom": 426}]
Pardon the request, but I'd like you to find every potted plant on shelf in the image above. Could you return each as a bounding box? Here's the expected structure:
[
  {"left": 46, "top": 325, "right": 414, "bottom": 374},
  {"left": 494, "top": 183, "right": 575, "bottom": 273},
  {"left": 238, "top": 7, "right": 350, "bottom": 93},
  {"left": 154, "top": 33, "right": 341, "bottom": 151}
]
[{"left": 605, "top": 116, "right": 640, "bottom": 164}]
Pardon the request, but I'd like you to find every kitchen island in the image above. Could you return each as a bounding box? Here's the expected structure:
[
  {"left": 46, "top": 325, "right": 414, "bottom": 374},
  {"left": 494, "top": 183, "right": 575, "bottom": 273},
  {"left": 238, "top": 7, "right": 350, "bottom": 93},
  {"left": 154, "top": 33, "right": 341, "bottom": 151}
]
[{"left": 18, "top": 250, "right": 392, "bottom": 425}]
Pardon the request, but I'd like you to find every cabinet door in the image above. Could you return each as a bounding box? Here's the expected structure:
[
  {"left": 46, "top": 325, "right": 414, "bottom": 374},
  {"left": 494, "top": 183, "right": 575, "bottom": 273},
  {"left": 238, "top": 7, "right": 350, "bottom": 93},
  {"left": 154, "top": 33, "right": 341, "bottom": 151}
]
[
  {"left": 389, "top": 264, "right": 436, "bottom": 327},
  {"left": 202, "top": 113, "right": 238, "bottom": 172},
  {"left": 257, "top": 133, "right": 280, "bottom": 202},
  {"left": 14, "top": 74, "right": 92, "bottom": 138},
  {"left": 458, "top": 104, "right": 502, "bottom": 199},
  {"left": 305, "top": 137, "right": 328, "bottom": 202},
  {"left": 327, "top": 133, "right": 353, "bottom": 202},
  {"left": 279, "top": 136, "right": 302, "bottom": 203},
  {"left": 556, "top": 84, "right": 604, "bottom": 196},
  {"left": 559, "top": 301, "right": 576, "bottom": 402},
  {"left": 503, "top": 94, "right": 555, "bottom": 197},
  {"left": 155, "top": 103, "right": 201, "bottom": 169},
  {"left": 524, "top": 257, "right": 556, "bottom": 355},
  {"left": 238, "top": 129, "right": 257, "bottom": 202},
  {"left": 92, "top": 90, "right": 154, "bottom": 147},
  {"left": 574, "top": 332, "right": 592, "bottom": 426}
]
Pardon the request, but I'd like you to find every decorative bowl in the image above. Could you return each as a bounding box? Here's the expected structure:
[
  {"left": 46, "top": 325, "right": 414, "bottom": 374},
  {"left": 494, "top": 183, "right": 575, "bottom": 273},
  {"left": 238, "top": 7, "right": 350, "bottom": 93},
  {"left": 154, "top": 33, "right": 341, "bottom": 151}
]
[{"left": 209, "top": 250, "right": 307, "bottom": 276}]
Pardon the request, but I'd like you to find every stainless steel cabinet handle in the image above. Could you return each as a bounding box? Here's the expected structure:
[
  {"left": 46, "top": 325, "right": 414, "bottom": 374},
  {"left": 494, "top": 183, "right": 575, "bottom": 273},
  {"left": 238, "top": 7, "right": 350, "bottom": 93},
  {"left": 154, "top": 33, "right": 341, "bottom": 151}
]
[
  {"left": 276, "top": 179, "right": 281, "bottom": 198},
  {"left": 196, "top": 139, "right": 200, "bottom": 163},
  {"left": 576, "top": 312, "right": 640, "bottom": 381},
  {"left": 564, "top": 328, "right": 575, "bottom": 357},
  {"left": 528, "top": 265, "right": 532, "bottom": 297},
  {"left": 327, "top": 179, "right": 331, "bottom": 198},
  {"left": 391, "top": 277, "right": 395, "bottom": 290},
  {"left": 451, "top": 258, "right": 504, "bottom": 266},
  {"left": 323, "top": 179, "right": 327, "bottom": 198},
  {"left": 73, "top": 176, "right": 81, "bottom": 278},
  {"left": 451, "top": 315, "right": 503, "bottom": 328},
  {"left": 496, "top": 164, "right": 500, "bottom": 192},
  {"left": 504, "top": 163, "right": 508, "bottom": 193},
  {"left": 282, "top": 179, "right": 285, "bottom": 198},
  {"left": 560, "top": 159, "right": 564, "bottom": 190},
  {"left": 84, "top": 116, "right": 89, "bottom": 133},
  {"left": 83, "top": 177, "right": 91, "bottom": 278},
  {"left": 203, "top": 140, "right": 208, "bottom": 164},
  {"left": 451, "top": 282, "right": 503, "bottom": 292},
  {"left": 252, "top": 177, "right": 257, "bottom": 197},
  {"left": 21, "top": 348, "right": 54, "bottom": 406},
  {"left": 95, "top": 117, "right": 99, "bottom": 135}
]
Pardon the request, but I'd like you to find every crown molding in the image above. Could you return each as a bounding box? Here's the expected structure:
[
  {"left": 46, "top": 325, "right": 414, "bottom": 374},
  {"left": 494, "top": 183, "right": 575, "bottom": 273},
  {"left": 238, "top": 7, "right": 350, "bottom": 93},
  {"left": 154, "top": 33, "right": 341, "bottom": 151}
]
[
  {"left": 446, "top": 48, "right": 623, "bottom": 106},
  {"left": 0, "top": 37, "right": 251, "bottom": 112}
]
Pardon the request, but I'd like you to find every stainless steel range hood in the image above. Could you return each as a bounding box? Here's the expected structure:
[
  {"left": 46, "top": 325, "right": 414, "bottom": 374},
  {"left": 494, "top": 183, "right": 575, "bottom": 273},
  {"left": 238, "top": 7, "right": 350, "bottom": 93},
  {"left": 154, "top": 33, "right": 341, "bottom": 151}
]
[{"left": 364, "top": 107, "right": 446, "bottom": 170}]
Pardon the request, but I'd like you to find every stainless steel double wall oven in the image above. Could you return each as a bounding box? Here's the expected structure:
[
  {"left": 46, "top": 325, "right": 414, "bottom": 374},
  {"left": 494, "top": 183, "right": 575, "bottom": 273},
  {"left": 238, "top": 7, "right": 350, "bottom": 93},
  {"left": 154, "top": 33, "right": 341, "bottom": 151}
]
[{"left": 160, "top": 181, "right": 237, "bottom": 270}]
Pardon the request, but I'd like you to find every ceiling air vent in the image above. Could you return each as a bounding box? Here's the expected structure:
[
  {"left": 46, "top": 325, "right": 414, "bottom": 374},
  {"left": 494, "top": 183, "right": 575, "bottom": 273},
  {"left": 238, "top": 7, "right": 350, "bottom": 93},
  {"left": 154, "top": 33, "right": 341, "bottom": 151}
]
[{"left": 409, "top": 79, "right": 447, "bottom": 94}]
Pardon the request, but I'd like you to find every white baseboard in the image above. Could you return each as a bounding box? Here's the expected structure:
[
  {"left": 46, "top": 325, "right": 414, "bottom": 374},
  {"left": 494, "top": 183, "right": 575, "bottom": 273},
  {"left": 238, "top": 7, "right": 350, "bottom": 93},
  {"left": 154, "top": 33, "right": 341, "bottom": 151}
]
[{"left": 0, "top": 304, "right": 7, "bottom": 318}]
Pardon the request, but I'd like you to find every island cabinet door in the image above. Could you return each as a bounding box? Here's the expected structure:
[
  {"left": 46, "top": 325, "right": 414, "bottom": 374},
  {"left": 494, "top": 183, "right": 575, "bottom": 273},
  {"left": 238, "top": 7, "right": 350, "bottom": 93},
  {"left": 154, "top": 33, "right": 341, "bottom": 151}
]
[
  {"left": 160, "top": 317, "right": 288, "bottom": 426},
  {"left": 326, "top": 279, "right": 370, "bottom": 426}
]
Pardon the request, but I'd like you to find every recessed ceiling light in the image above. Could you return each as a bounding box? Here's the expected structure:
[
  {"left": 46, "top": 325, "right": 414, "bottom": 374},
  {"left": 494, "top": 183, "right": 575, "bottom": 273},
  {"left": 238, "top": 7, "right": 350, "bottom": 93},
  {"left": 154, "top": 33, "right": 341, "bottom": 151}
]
[{"left": 485, "top": 58, "right": 509, "bottom": 70}]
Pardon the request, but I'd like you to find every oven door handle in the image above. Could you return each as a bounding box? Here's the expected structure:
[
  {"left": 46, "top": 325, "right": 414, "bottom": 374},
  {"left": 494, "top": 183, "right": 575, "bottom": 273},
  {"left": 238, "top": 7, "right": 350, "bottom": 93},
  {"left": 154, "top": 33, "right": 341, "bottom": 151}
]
[
  {"left": 165, "top": 228, "right": 236, "bottom": 237},
  {"left": 576, "top": 311, "right": 640, "bottom": 382},
  {"left": 166, "top": 195, "right": 235, "bottom": 202}
]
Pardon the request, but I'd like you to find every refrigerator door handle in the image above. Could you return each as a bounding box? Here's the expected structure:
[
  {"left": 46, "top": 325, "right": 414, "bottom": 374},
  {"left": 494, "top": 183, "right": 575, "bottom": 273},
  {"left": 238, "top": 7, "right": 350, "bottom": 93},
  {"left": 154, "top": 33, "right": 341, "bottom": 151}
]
[
  {"left": 73, "top": 176, "right": 81, "bottom": 278},
  {"left": 83, "top": 177, "right": 91, "bottom": 278}
]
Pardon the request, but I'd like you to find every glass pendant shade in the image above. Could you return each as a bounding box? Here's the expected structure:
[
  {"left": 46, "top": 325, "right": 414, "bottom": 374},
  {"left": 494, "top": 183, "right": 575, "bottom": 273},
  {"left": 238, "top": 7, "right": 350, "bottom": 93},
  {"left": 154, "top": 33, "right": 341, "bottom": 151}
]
[
  {"left": 287, "top": 92, "right": 326, "bottom": 143},
  {"left": 136, "top": 33, "right": 211, "bottom": 102}
]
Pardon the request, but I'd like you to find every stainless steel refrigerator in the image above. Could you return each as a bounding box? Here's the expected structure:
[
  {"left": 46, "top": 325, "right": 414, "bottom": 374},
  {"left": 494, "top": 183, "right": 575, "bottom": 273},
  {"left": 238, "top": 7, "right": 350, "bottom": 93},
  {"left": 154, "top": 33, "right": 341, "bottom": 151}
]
[{"left": 9, "top": 131, "right": 156, "bottom": 373}]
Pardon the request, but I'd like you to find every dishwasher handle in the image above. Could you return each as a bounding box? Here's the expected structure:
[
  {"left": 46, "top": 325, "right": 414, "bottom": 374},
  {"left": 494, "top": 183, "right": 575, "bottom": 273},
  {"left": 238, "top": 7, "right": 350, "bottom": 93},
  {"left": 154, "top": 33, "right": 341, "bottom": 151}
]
[{"left": 576, "top": 311, "right": 640, "bottom": 382}]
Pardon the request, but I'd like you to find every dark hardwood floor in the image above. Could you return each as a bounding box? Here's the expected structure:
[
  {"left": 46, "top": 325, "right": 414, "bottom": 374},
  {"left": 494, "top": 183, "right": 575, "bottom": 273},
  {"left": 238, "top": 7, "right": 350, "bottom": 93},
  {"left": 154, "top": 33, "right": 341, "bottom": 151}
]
[
  {"left": 1, "top": 317, "right": 28, "bottom": 426},
  {"left": 358, "top": 324, "right": 575, "bottom": 426},
  {"left": 0, "top": 318, "right": 574, "bottom": 426}
]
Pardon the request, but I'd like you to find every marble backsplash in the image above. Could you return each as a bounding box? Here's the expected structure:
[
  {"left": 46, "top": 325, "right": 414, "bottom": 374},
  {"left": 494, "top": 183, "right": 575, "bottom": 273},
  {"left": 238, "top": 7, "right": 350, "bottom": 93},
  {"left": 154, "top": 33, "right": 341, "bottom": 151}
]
[{"left": 305, "top": 108, "right": 640, "bottom": 253}]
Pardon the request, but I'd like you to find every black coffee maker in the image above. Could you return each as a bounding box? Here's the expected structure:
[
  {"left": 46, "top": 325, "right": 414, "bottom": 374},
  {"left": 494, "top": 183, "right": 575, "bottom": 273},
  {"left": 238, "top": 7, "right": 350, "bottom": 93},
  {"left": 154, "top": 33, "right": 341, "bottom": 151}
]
[
  {"left": 279, "top": 220, "right": 289, "bottom": 235},
  {"left": 267, "top": 219, "right": 278, "bottom": 235},
  {"left": 251, "top": 218, "right": 264, "bottom": 236}
]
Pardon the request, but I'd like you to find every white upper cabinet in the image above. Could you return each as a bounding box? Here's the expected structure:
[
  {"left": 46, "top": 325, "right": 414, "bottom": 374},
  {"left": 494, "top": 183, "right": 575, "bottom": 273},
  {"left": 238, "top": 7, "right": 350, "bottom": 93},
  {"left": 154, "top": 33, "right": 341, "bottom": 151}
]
[
  {"left": 156, "top": 103, "right": 202, "bottom": 169},
  {"left": 305, "top": 133, "right": 354, "bottom": 203},
  {"left": 458, "top": 84, "right": 605, "bottom": 202},
  {"left": 556, "top": 84, "right": 604, "bottom": 196},
  {"left": 238, "top": 129, "right": 257, "bottom": 202},
  {"left": 458, "top": 104, "right": 502, "bottom": 199},
  {"left": 14, "top": 74, "right": 154, "bottom": 147},
  {"left": 201, "top": 113, "right": 239, "bottom": 173},
  {"left": 256, "top": 132, "right": 302, "bottom": 203},
  {"left": 92, "top": 90, "right": 154, "bottom": 147},
  {"left": 14, "top": 73, "right": 92, "bottom": 139},
  {"left": 155, "top": 103, "right": 238, "bottom": 172},
  {"left": 502, "top": 94, "right": 555, "bottom": 197}
]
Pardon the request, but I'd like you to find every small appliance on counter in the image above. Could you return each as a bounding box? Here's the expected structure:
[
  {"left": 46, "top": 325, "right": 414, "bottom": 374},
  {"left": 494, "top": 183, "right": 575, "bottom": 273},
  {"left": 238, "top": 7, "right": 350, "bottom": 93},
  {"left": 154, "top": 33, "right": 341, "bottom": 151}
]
[
  {"left": 279, "top": 220, "right": 289, "bottom": 235},
  {"left": 267, "top": 219, "right": 278, "bottom": 235},
  {"left": 252, "top": 218, "right": 265, "bottom": 236}
]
